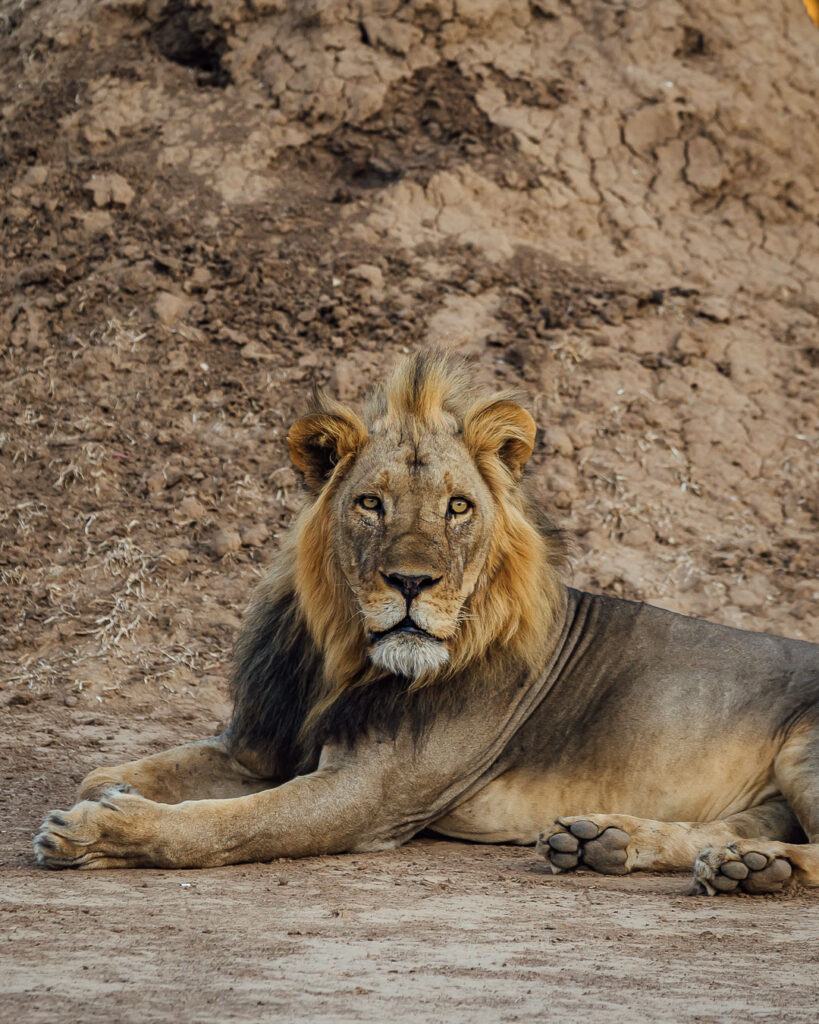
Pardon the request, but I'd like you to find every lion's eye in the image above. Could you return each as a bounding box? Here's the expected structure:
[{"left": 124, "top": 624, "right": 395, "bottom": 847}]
[
  {"left": 358, "top": 495, "right": 383, "bottom": 512},
  {"left": 448, "top": 497, "right": 472, "bottom": 516}
]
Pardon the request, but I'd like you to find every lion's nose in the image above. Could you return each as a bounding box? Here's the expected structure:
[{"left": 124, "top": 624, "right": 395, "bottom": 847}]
[{"left": 382, "top": 572, "right": 440, "bottom": 604}]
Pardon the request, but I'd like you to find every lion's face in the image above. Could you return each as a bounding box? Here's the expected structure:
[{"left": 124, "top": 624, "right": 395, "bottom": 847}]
[
  {"left": 287, "top": 353, "right": 560, "bottom": 687},
  {"left": 332, "top": 428, "right": 496, "bottom": 679}
]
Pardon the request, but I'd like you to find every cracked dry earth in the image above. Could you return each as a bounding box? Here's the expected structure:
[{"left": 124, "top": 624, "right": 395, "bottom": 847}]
[{"left": 1, "top": 0, "right": 818, "bottom": 1021}]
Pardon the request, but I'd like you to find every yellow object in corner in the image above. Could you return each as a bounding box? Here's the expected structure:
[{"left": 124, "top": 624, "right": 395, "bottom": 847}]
[{"left": 803, "top": 0, "right": 819, "bottom": 26}]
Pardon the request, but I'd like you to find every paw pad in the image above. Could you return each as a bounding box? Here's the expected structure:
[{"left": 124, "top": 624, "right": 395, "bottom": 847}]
[
  {"left": 692, "top": 846, "right": 793, "bottom": 895},
  {"left": 538, "top": 819, "right": 631, "bottom": 875}
]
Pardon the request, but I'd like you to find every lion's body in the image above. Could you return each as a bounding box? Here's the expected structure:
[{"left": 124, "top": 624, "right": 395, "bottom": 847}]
[
  {"left": 432, "top": 590, "right": 818, "bottom": 844},
  {"left": 36, "top": 354, "right": 819, "bottom": 896}
]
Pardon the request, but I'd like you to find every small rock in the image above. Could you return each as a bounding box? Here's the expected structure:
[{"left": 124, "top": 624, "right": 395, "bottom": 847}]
[
  {"left": 542, "top": 426, "right": 573, "bottom": 457},
  {"left": 270, "top": 465, "right": 298, "bottom": 489},
  {"left": 155, "top": 291, "right": 193, "bottom": 326},
  {"left": 164, "top": 547, "right": 190, "bottom": 565},
  {"left": 731, "top": 584, "right": 766, "bottom": 610},
  {"left": 22, "top": 165, "right": 49, "bottom": 188},
  {"left": 84, "top": 172, "right": 136, "bottom": 208},
  {"left": 63, "top": 695, "right": 79, "bottom": 708},
  {"left": 621, "top": 522, "right": 655, "bottom": 548},
  {"left": 240, "top": 340, "right": 274, "bottom": 361},
  {"left": 349, "top": 263, "right": 384, "bottom": 290},
  {"left": 188, "top": 266, "right": 212, "bottom": 292},
  {"left": 240, "top": 523, "right": 270, "bottom": 548},
  {"left": 331, "top": 360, "right": 358, "bottom": 401},
  {"left": 146, "top": 472, "right": 166, "bottom": 495},
  {"left": 210, "top": 528, "right": 242, "bottom": 557},
  {"left": 695, "top": 297, "right": 731, "bottom": 323},
  {"left": 177, "top": 496, "right": 207, "bottom": 521},
  {"left": 77, "top": 209, "right": 113, "bottom": 235}
]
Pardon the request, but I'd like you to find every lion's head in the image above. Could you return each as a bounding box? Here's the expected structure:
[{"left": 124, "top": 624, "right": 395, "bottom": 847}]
[{"left": 283, "top": 352, "right": 566, "bottom": 700}]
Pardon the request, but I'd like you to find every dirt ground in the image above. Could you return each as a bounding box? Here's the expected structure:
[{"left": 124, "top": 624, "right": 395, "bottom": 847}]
[{"left": 1, "top": 0, "right": 818, "bottom": 1020}]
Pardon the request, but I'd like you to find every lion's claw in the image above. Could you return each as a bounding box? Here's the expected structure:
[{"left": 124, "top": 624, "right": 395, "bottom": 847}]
[{"left": 34, "top": 788, "right": 158, "bottom": 870}]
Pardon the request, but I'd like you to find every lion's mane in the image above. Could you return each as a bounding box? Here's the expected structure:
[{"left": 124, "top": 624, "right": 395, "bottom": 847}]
[{"left": 229, "top": 353, "right": 567, "bottom": 778}]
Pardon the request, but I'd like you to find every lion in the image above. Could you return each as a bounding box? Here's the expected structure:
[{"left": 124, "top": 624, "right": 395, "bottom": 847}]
[{"left": 35, "top": 352, "right": 819, "bottom": 896}]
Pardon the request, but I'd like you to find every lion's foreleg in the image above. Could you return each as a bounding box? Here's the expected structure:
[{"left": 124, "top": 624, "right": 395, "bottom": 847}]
[
  {"left": 36, "top": 755, "right": 395, "bottom": 869},
  {"left": 77, "top": 735, "right": 272, "bottom": 804},
  {"left": 537, "top": 798, "right": 801, "bottom": 876}
]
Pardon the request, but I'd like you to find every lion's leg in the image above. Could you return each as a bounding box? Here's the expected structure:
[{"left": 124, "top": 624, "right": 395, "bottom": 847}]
[
  {"left": 693, "top": 724, "right": 819, "bottom": 894},
  {"left": 536, "top": 798, "right": 802, "bottom": 878},
  {"left": 35, "top": 755, "right": 390, "bottom": 870},
  {"left": 77, "top": 735, "right": 273, "bottom": 804}
]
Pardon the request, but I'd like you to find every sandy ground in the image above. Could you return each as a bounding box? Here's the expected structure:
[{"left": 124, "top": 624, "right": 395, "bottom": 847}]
[
  {"left": 1, "top": 0, "right": 818, "bottom": 1019},
  {"left": 4, "top": 848, "right": 819, "bottom": 1024},
  {"left": 3, "top": 708, "right": 818, "bottom": 1024}
]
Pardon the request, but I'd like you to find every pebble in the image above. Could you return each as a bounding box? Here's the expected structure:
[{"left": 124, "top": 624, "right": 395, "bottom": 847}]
[
  {"left": 240, "top": 523, "right": 270, "bottom": 547},
  {"left": 210, "top": 528, "right": 242, "bottom": 557},
  {"left": 165, "top": 547, "right": 190, "bottom": 565},
  {"left": 155, "top": 291, "right": 193, "bottom": 326},
  {"left": 177, "top": 496, "right": 207, "bottom": 521},
  {"left": 349, "top": 263, "right": 384, "bottom": 290}
]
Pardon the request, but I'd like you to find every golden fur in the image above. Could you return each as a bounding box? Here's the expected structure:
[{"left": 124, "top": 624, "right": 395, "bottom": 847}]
[{"left": 285, "top": 352, "right": 566, "bottom": 728}]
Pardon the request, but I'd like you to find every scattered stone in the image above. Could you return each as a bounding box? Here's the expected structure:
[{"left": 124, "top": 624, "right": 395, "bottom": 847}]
[
  {"left": 621, "top": 522, "right": 655, "bottom": 548},
  {"left": 349, "top": 263, "right": 384, "bottom": 290},
  {"left": 542, "top": 426, "right": 573, "bottom": 457},
  {"left": 84, "top": 172, "right": 136, "bottom": 207},
  {"left": 210, "top": 528, "right": 242, "bottom": 557},
  {"left": 240, "top": 523, "right": 270, "bottom": 547},
  {"left": 164, "top": 546, "right": 190, "bottom": 565},
  {"left": 240, "top": 340, "right": 275, "bottom": 361},
  {"left": 177, "top": 496, "right": 207, "bottom": 521},
  {"left": 155, "top": 291, "right": 193, "bottom": 326},
  {"left": 696, "top": 297, "right": 731, "bottom": 323},
  {"left": 331, "top": 360, "right": 358, "bottom": 400},
  {"left": 187, "top": 266, "right": 212, "bottom": 292},
  {"left": 22, "top": 165, "right": 49, "bottom": 188},
  {"left": 271, "top": 466, "right": 298, "bottom": 489},
  {"left": 77, "top": 209, "right": 113, "bottom": 235},
  {"left": 146, "top": 472, "right": 166, "bottom": 494}
]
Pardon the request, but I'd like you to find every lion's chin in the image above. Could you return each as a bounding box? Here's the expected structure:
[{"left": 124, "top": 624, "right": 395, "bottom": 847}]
[{"left": 369, "top": 633, "right": 450, "bottom": 680}]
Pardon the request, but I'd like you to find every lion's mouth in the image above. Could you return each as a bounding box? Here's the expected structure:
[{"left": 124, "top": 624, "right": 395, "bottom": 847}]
[{"left": 369, "top": 617, "right": 443, "bottom": 643}]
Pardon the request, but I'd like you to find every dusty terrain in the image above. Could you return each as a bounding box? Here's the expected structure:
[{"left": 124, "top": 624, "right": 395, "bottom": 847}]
[{"left": 1, "top": 0, "right": 818, "bottom": 1020}]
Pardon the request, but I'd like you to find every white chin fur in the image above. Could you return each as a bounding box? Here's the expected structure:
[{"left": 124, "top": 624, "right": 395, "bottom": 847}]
[{"left": 370, "top": 633, "right": 450, "bottom": 679}]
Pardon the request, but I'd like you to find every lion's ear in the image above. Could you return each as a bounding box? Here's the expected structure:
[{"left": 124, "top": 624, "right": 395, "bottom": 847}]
[
  {"left": 288, "top": 407, "right": 367, "bottom": 493},
  {"left": 463, "top": 399, "right": 536, "bottom": 482}
]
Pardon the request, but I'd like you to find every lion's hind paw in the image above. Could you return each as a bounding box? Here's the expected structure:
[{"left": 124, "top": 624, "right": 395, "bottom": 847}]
[
  {"left": 691, "top": 843, "right": 793, "bottom": 895},
  {"left": 536, "top": 817, "right": 631, "bottom": 875}
]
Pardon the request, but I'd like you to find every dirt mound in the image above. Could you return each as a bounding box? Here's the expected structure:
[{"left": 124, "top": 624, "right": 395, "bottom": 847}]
[{"left": 2, "top": 0, "right": 816, "bottom": 707}]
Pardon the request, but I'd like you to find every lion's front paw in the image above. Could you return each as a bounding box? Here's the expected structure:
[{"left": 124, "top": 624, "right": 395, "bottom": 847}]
[
  {"left": 78, "top": 773, "right": 142, "bottom": 802},
  {"left": 536, "top": 816, "right": 632, "bottom": 875},
  {"left": 34, "top": 788, "right": 159, "bottom": 870},
  {"left": 691, "top": 842, "right": 793, "bottom": 896}
]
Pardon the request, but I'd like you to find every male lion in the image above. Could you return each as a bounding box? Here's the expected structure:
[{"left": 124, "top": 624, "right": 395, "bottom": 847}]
[{"left": 36, "top": 353, "right": 819, "bottom": 895}]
